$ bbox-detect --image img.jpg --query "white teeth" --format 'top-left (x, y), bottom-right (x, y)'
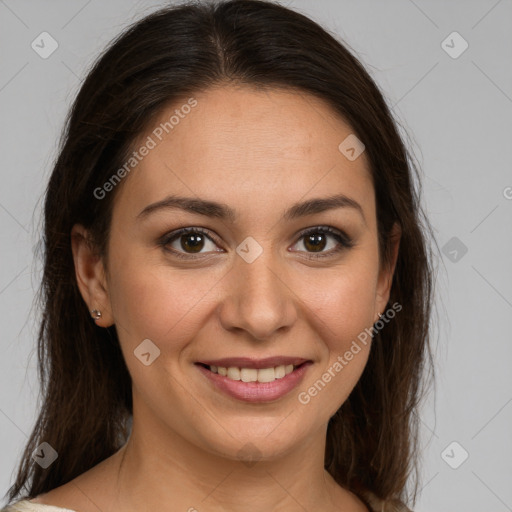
top-left (208, 363), bottom-right (301, 382)
top-left (240, 368), bottom-right (258, 382)
top-left (275, 365), bottom-right (285, 379)
top-left (227, 367), bottom-right (241, 380)
top-left (257, 367), bottom-right (275, 383)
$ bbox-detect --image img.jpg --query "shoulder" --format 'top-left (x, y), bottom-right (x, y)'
top-left (5, 450), bottom-right (122, 512)
top-left (362, 490), bottom-right (414, 512)
top-left (1, 485), bottom-right (93, 512)
top-left (1, 500), bottom-right (77, 512)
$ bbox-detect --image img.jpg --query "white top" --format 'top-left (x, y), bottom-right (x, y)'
top-left (2, 494), bottom-right (412, 512)
top-left (1, 501), bottom-right (76, 512)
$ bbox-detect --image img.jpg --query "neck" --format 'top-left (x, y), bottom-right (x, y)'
top-left (108, 409), bottom-right (362, 512)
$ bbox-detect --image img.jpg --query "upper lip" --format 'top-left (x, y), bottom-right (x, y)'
top-left (196, 357), bottom-right (311, 369)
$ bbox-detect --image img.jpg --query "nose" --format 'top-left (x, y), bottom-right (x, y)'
top-left (217, 249), bottom-right (298, 341)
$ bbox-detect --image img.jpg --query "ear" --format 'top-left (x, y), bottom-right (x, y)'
top-left (71, 224), bottom-right (114, 327)
top-left (374, 222), bottom-right (401, 320)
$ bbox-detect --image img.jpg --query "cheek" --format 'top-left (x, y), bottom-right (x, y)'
top-left (296, 259), bottom-right (377, 406)
top-left (107, 248), bottom-right (222, 351)
top-left (106, 256), bottom-right (218, 406)
top-left (303, 261), bottom-right (379, 344)
top-left (298, 278), bottom-right (375, 419)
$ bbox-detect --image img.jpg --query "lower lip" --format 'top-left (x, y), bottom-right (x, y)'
top-left (195, 363), bottom-right (312, 403)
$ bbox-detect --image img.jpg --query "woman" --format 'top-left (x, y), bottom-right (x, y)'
top-left (2, 0), bottom-right (436, 511)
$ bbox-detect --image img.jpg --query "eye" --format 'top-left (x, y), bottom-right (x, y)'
top-left (159, 225), bottom-right (354, 260)
top-left (290, 226), bottom-right (354, 259)
top-left (159, 227), bottom-right (223, 259)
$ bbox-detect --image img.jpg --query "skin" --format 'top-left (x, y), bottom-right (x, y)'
top-left (34, 85), bottom-right (400, 512)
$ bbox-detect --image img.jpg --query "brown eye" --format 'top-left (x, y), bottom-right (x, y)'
top-left (291, 226), bottom-right (354, 259)
top-left (303, 232), bottom-right (328, 252)
top-left (160, 227), bottom-right (222, 259)
top-left (178, 232), bottom-right (206, 253)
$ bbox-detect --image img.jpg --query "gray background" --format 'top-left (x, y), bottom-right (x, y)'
top-left (1, 1), bottom-right (511, 510)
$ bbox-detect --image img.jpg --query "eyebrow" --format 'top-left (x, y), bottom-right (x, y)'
top-left (137, 193), bottom-right (366, 224)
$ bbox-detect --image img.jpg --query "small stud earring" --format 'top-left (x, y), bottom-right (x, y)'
top-left (90, 309), bottom-right (102, 320)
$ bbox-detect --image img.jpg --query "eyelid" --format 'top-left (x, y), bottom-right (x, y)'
top-left (159, 225), bottom-right (354, 259)
top-left (290, 225), bottom-right (354, 259)
top-left (158, 227), bottom-right (223, 259)
top-left (295, 225), bottom-right (353, 247)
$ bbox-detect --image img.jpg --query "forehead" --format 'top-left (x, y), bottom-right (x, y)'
top-left (113, 85), bottom-right (374, 223)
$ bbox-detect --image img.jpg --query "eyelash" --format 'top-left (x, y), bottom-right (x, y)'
top-left (158, 226), bottom-right (354, 261)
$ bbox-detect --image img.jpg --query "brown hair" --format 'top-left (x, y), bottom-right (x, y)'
top-left (5, 0), bottom-right (437, 508)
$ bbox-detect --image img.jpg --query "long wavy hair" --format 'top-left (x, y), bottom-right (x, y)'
top-left (5, 0), bottom-right (437, 508)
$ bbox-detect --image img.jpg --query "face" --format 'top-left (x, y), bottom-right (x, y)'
top-left (74, 84), bottom-right (398, 463)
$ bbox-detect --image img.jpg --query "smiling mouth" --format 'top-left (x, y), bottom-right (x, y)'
top-left (195, 359), bottom-right (312, 403)
top-left (195, 362), bottom-right (309, 383)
